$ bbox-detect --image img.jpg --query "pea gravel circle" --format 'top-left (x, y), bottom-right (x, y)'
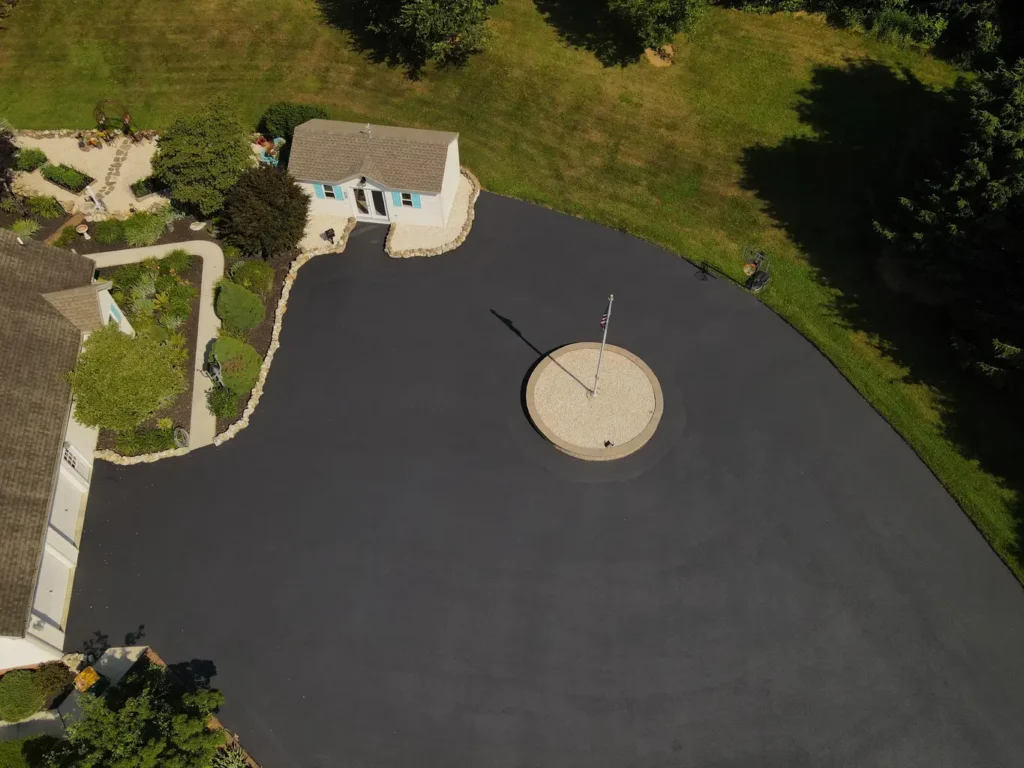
top-left (526, 342), bottom-right (664, 460)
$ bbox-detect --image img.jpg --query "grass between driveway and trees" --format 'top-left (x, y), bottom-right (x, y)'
top-left (2, 0), bottom-right (1024, 579)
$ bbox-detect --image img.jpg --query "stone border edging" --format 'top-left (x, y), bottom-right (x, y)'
top-left (525, 342), bottom-right (664, 461)
top-left (94, 221), bottom-right (355, 463)
top-left (213, 217), bottom-right (357, 446)
top-left (384, 168), bottom-right (480, 258)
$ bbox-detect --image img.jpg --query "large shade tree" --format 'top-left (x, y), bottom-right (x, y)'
top-left (876, 60), bottom-right (1024, 389)
top-left (151, 101), bottom-right (252, 217)
top-left (608, 0), bottom-right (705, 50)
top-left (220, 166), bottom-right (309, 259)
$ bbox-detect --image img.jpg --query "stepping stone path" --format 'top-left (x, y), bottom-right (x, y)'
top-left (95, 137), bottom-right (130, 208)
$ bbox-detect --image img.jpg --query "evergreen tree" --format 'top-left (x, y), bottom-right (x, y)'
top-left (876, 60), bottom-right (1024, 389)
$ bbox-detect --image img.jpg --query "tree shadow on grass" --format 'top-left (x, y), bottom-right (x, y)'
top-left (741, 61), bottom-right (1024, 576)
top-left (314, 0), bottom-right (429, 78)
top-left (533, 0), bottom-right (644, 66)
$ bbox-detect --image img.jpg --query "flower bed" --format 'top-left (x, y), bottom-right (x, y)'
top-left (40, 162), bottom-right (93, 193)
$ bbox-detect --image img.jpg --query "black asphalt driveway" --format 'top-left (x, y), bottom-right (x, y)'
top-left (69, 194), bottom-right (1024, 767)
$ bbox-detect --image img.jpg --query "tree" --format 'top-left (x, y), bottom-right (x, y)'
top-left (258, 102), bottom-right (328, 141)
top-left (67, 324), bottom-right (187, 432)
top-left (151, 101), bottom-right (252, 217)
top-left (608, 0), bottom-right (705, 50)
top-left (220, 166), bottom-right (309, 259)
top-left (358, 0), bottom-right (498, 69)
top-left (42, 662), bottom-right (225, 768)
top-left (876, 60), bottom-right (1024, 389)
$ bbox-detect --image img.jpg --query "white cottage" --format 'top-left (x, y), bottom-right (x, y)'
top-left (288, 120), bottom-right (461, 228)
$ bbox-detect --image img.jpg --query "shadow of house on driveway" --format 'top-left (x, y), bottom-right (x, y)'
top-left (740, 61), bottom-right (1024, 576)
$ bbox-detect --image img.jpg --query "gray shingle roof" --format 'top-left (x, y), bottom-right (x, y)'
top-left (0, 230), bottom-right (94, 637)
top-left (288, 120), bottom-right (458, 194)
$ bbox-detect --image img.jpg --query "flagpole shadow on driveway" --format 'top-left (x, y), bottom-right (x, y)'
top-left (489, 309), bottom-right (593, 394)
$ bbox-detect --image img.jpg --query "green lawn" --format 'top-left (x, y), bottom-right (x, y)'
top-left (3, 0), bottom-right (1022, 578)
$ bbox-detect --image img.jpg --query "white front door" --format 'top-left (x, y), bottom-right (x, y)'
top-left (353, 188), bottom-right (389, 221)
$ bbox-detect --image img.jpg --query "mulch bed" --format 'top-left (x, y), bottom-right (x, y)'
top-left (0, 208), bottom-right (71, 242)
top-left (71, 216), bottom-right (216, 258)
top-left (213, 255), bottom-right (292, 434)
top-left (95, 254), bottom-right (203, 452)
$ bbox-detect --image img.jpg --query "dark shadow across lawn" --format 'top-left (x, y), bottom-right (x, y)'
top-left (741, 61), bottom-right (1024, 576)
top-left (532, 0), bottom-right (644, 66)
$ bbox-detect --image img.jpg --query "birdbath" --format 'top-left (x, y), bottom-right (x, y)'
top-left (76, 223), bottom-right (91, 240)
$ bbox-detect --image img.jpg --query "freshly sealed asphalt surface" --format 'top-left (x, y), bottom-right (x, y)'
top-left (69, 194), bottom-right (1024, 767)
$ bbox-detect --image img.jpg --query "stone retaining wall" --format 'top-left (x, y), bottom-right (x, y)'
top-left (385, 168), bottom-right (480, 258)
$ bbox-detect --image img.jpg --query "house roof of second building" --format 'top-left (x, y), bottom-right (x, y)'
top-left (288, 120), bottom-right (458, 194)
top-left (0, 230), bottom-right (95, 637)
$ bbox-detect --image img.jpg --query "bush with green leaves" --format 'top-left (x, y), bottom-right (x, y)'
top-left (231, 258), bottom-right (275, 295)
top-left (129, 175), bottom-right (166, 199)
top-left (14, 146), bottom-right (47, 172)
top-left (92, 217), bottom-right (124, 244)
top-left (0, 737), bottom-right (52, 768)
top-left (122, 210), bottom-right (165, 247)
top-left (151, 100), bottom-right (252, 216)
top-left (26, 195), bottom-right (64, 219)
top-left (608, 0), bottom-right (705, 49)
top-left (0, 194), bottom-right (18, 213)
top-left (67, 323), bottom-right (187, 432)
top-left (53, 225), bottom-right (78, 248)
top-left (9, 218), bottom-right (39, 238)
top-left (116, 427), bottom-right (176, 455)
top-left (221, 166), bottom-right (308, 259)
top-left (160, 248), bottom-right (194, 274)
top-left (39, 661), bottom-right (226, 768)
top-left (212, 742), bottom-right (250, 768)
top-left (207, 384), bottom-right (242, 420)
top-left (215, 280), bottom-right (265, 332)
top-left (259, 102), bottom-right (328, 140)
top-left (33, 663), bottom-right (73, 703)
top-left (0, 670), bottom-right (46, 723)
top-left (40, 163), bottom-right (90, 192)
top-left (211, 335), bottom-right (262, 396)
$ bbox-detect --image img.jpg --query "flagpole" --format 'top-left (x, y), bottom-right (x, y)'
top-left (593, 294), bottom-right (614, 397)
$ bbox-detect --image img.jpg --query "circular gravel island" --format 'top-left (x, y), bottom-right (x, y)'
top-left (525, 342), bottom-right (664, 461)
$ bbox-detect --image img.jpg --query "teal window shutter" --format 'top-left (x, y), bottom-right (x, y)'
top-left (313, 184), bottom-right (325, 199)
top-left (412, 194), bottom-right (422, 209)
top-left (333, 185), bottom-right (345, 199)
top-left (392, 191), bottom-right (402, 206)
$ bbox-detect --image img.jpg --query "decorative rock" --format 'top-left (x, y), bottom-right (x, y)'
top-left (189, 221), bottom-right (208, 232)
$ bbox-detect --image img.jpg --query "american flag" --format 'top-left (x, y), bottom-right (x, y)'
top-left (599, 312), bottom-right (608, 329)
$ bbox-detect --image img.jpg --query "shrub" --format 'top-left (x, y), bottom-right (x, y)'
top-left (215, 280), bottom-right (265, 332)
top-left (0, 737), bottom-right (40, 768)
top-left (212, 742), bottom-right (250, 768)
top-left (160, 248), bottom-right (194, 274)
top-left (608, 0), bottom-right (706, 49)
top-left (33, 663), bottom-right (73, 703)
top-left (40, 163), bottom-right (91, 192)
top-left (115, 426), bottom-right (176, 456)
top-left (53, 225), bottom-right (78, 248)
top-left (122, 210), bottom-right (165, 247)
top-left (151, 100), bottom-right (252, 216)
top-left (91, 218), bottom-right (124, 244)
top-left (221, 166), bottom-right (309, 259)
top-left (67, 323), bottom-right (187, 431)
top-left (0, 194), bottom-right (18, 213)
top-left (207, 385), bottom-right (241, 420)
top-left (259, 102), bottom-right (329, 140)
top-left (14, 147), bottom-right (47, 172)
top-left (130, 175), bottom-right (166, 199)
top-left (231, 258), bottom-right (275, 295)
top-left (0, 670), bottom-right (45, 723)
top-left (211, 336), bottom-right (262, 396)
top-left (26, 195), bottom-right (64, 219)
top-left (9, 218), bottom-right (39, 238)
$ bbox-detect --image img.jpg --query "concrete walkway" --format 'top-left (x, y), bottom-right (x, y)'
top-left (91, 241), bottom-right (224, 448)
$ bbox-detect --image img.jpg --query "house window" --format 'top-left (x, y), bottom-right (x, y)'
top-left (324, 185), bottom-right (337, 199)
top-left (401, 193), bottom-right (413, 208)
top-left (63, 443), bottom-right (91, 482)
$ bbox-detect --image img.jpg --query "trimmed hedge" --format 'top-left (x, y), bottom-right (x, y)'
top-left (230, 258), bottom-right (274, 295)
top-left (211, 336), bottom-right (262, 396)
top-left (40, 163), bottom-right (91, 192)
top-left (0, 670), bottom-right (45, 723)
top-left (215, 281), bottom-right (264, 332)
top-left (14, 147), bottom-right (47, 172)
